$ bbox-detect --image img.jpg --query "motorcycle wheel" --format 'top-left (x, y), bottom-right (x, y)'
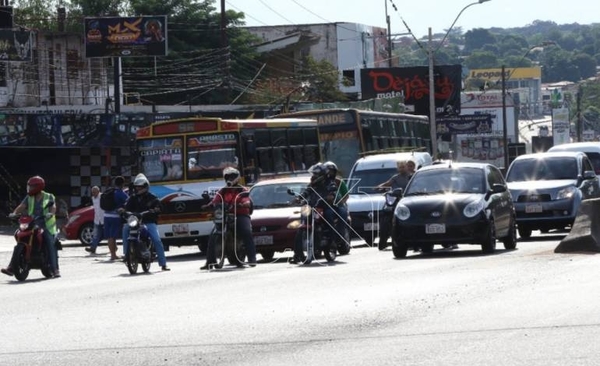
top-left (13, 244), bottom-right (30, 282)
top-left (378, 220), bottom-right (392, 251)
top-left (210, 233), bottom-right (225, 269)
top-left (126, 246), bottom-right (139, 275)
top-left (337, 227), bottom-right (352, 255)
top-left (226, 235), bottom-right (246, 267)
top-left (141, 242), bottom-right (153, 273)
top-left (324, 243), bottom-right (337, 262)
top-left (293, 231), bottom-right (312, 265)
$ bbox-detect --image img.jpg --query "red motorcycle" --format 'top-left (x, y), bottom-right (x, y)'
top-left (7, 212), bottom-right (54, 281)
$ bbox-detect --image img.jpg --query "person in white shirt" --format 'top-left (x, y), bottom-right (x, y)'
top-left (85, 186), bottom-right (104, 254)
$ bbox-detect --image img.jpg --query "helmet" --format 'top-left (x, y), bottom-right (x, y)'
top-left (323, 161), bottom-right (338, 176)
top-left (223, 167), bottom-right (240, 186)
top-left (133, 173), bottom-right (150, 194)
top-left (308, 163), bottom-right (326, 177)
top-left (27, 176), bottom-right (45, 196)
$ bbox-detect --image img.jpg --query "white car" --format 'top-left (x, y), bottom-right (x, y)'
top-left (345, 151), bottom-right (433, 246)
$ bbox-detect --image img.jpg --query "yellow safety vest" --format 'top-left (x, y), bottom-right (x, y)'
top-left (27, 191), bottom-right (57, 236)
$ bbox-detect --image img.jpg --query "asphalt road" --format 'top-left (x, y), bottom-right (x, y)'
top-left (1, 230), bottom-right (599, 366)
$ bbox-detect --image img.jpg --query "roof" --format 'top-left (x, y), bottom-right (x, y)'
top-left (251, 176), bottom-right (311, 187)
top-left (512, 151), bottom-right (584, 160)
top-left (548, 142), bottom-right (600, 152)
top-left (418, 162), bottom-right (493, 172)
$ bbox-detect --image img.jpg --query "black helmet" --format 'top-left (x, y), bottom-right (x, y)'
top-left (323, 161), bottom-right (338, 175)
top-left (308, 163), bottom-right (326, 176)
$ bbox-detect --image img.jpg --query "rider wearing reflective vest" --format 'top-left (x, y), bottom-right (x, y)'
top-left (1, 176), bottom-right (60, 277)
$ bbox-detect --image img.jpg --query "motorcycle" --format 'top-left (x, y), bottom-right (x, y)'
top-left (205, 192), bottom-right (249, 269)
top-left (7, 208), bottom-right (55, 281)
top-left (123, 211), bottom-right (155, 274)
top-left (288, 187), bottom-right (339, 265)
top-left (378, 188), bottom-right (403, 250)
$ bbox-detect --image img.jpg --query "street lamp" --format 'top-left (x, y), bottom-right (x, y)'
top-left (428, 0), bottom-right (491, 159)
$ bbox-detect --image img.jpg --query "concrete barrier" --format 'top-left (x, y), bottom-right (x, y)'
top-left (555, 198), bottom-right (600, 253)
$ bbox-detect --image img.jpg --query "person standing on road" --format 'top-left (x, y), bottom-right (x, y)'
top-left (85, 186), bottom-right (104, 254)
top-left (103, 176), bottom-right (128, 261)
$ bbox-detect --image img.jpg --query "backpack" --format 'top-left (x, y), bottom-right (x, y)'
top-left (100, 187), bottom-right (117, 211)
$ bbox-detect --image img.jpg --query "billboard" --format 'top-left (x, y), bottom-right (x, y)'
top-left (84, 16), bottom-right (167, 58)
top-left (552, 108), bottom-right (570, 145)
top-left (0, 29), bottom-right (33, 62)
top-left (467, 67), bottom-right (542, 81)
top-left (360, 65), bottom-right (462, 116)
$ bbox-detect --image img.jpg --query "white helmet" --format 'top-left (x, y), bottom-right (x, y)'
top-left (223, 167), bottom-right (241, 186)
top-left (133, 173), bottom-right (150, 193)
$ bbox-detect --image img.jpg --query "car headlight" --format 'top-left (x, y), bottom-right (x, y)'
top-left (67, 214), bottom-right (80, 225)
top-left (300, 204), bottom-right (311, 217)
top-left (556, 186), bottom-right (577, 200)
top-left (394, 204), bottom-right (410, 221)
top-left (463, 199), bottom-right (485, 218)
top-left (127, 216), bottom-right (139, 228)
top-left (287, 220), bottom-right (301, 229)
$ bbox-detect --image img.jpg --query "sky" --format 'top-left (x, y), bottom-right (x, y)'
top-left (225, 0), bottom-right (600, 39)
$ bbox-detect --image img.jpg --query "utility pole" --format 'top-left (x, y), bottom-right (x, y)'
top-left (385, 0), bottom-right (392, 67)
top-left (577, 84), bottom-right (582, 142)
top-left (428, 27), bottom-right (437, 159)
top-left (501, 65), bottom-right (509, 171)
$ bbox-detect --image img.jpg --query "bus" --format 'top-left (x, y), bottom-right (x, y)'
top-left (274, 108), bottom-right (431, 176)
top-left (134, 117), bottom-right (321, 251)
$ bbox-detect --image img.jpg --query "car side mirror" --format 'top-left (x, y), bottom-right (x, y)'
top-left (390, 188), bottom-right (403, 198)
top-left (492, 184), bottom-right (506, 193)
top-left (583, 170), bottom-right (596, 180)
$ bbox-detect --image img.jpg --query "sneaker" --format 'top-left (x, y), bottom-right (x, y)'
top-left (248, 262), bottom-right (257, 267)
top-left (200, 262), bottom-right (217, 270)
top-left (1, 267), bottom-right (14, 276)
top-left (161, 266), bottom-right (171, 271)
top-left (53, 270), bottom-right (61, 278)
top-left (450, 244), bottom-right (459, 250)
top-left (85, 247), bottom-right (96, 254)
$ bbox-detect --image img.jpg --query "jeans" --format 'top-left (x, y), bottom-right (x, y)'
top-left (122, 223), bottom-right (167, 267)
top-left (323, 203), bottom-right (349, 242)
top-left (90, 223), bottom-right (103, 250)
top-left (44, 230), bottom-right (58, 272)
top-left (206, 215), bottom-right (256, 265)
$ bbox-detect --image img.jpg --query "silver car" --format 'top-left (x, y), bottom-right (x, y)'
top-left (505, 151), bottom-right (600, 239)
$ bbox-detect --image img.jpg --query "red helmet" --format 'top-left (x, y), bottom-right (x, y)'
top-left (27, 176), bottom-right (45, 196)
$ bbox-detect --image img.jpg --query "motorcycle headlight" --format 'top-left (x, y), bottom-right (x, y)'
top-left (385, 193), bottom-right (397, 206)
top-left (287, 220), bottom-right (301, 229)
top-left (213, 209), bottom-right (224, 221)
top-left (127, 216), bottom-right (139, 228)
top-left (556, 186), bottom-right (576, 200)
top-left (19, 223), bottom-right (28, 231)
top-left (300, 204), bottom-right (311, 217)
top-left (394, 204), bottom-right (410, 221)
top-left (463, 199), bottom-right (485, 218)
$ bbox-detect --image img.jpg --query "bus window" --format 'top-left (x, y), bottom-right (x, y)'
top-left (273, 148), bottom-right (290, 172)
top-left (138, 137), bottom-right (183, 182)
top-left (186, 133), bottom-right (239, 180)
top-left (271, 129), bottom-right (287, 146)
top-left (258, 148), bottom-right (273, 172)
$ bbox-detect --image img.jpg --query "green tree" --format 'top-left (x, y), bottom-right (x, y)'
top-left (464, 28), bottom-right (497, 53)
top-left (464, 50), bottom-right (499, 69)
top-left (571, 53), bottom-right (597, 79)
top-left (13, 0), bottom-right (59, 31)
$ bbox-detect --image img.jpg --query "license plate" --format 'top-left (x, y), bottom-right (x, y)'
top-left (364, 222), bottom-right (379, 231)
top-left (172, 224), bottom-right (189, 236)
top-left (426, 223), bottom-right (446, 234)
top-left (255, 235), bottom-right (273, 245)
top-left (525, 204), bottom-right (543, 213)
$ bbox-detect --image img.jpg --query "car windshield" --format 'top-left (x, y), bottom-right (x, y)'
top-left (404, 167), bottom-right (485, 196)
top-left (348, 168), bottom-right (397, 194)
top-left (506, 157), bottom-right (578, 181)
top-left (249, 182), bottom-right (308, 209)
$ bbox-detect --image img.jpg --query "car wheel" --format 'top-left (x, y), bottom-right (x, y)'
top-left (260, 250), bottom-right (275, 261)
top-left (392, 237), bottom-right (408, 258)
top-left (481, 219), bottom-right (497, 254)
top-left (502, 217), bottom-right (518, 250)
top-left (518, 226), bottom-right (532, 239)
top-left (78, 223), bottom-right (94, 246)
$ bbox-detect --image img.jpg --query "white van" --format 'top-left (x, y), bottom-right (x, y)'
top-left (548, 142), bottom-right (600, 176)
top-left (345, 151), bottom-right (433, 245)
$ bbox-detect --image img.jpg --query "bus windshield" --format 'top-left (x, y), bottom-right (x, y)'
top-left (187, 133), bottom-right (239, 180)
top-left (138, 137), bottom-right (184, 182)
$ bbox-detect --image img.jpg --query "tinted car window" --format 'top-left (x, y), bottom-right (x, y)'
top-left (506, 157), bottom-right (578, 181)
top-left (348, 168), bottom-right (397, 194)
top-left (405, 168), bottom-right (485, 195)
top-left (585, 152), bottom-right (600, 174)
top-left (583, 156), bottom-right (594, 173)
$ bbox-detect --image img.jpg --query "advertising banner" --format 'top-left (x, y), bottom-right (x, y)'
top-left (0, 30), bottom-right (33, 62)
top-left (84, 16), bottom-right (167, 58)
top-left (360, 65), bottom-right (462, 116)
top-left (552, 108), bottom-right (570, 145)
top-left (455, 132), bottom-right (505, 168)
top-left (437, 114), bottom-right (493, 135)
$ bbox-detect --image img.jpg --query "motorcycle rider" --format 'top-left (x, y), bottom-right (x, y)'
top-left (322, 161), bottom-right (350, 244)
top-left (1, 176), bottom-right (60, 278)
top-left (200, 167), bottom-right (257, 269)
top-left (120, 173), bottom-right (170, 271)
